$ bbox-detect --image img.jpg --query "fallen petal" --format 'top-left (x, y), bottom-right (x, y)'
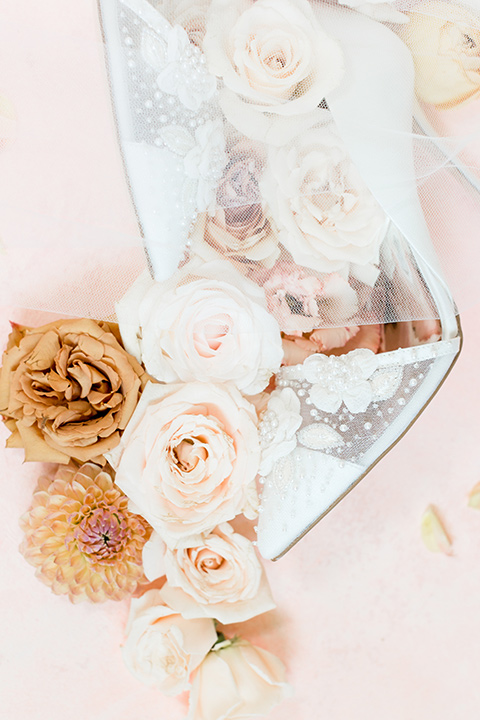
top-left (421, 506), bottom-right (452, 555)
top-left (468, 483), bottom-right (480, 510)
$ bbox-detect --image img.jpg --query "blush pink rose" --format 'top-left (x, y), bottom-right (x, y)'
top-left (143, 524), bottom-right (275, 624)
top-left (107, 382), bottom-right (260, 546)
top-left (264, 265), bottom-right (358, 333)
top-left (122, 589), bottom-right (217, 696)
top-left (188, 638), bottom-right (292, 720)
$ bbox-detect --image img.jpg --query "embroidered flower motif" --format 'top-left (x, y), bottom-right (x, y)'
top-left (186, 120), bottom-right (228, 211)
top-left (159, 120), bottom-right (226, 212)
top-left (19, 462), bottom-right (152, 603)
top-left (297, 423), bottom-right (344, 451)
top-left (303, 349), bottom-right (378, 414)
top-left (258, 388), bottom-right (302, 476)
top-left (141, 24), bottom-right (216, 111)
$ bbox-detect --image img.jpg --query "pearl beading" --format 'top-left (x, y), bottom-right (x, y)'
top-left (115, 1), bottom-right (225, 256)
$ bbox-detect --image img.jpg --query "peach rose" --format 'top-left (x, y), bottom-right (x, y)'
top-left (0, 319), bottom-right (146, 464)
top-left (261, 125), bottom-right (388, 283)
top-left (188, 638), bottom-right (292, 720)
top-left (143, 524), bottom-right (275, 624)
top-left (116, 261), bottom-right (283, 395)
top-left (107, 381), bottom-right (260, 546)
top-left (122, 590), bottom-right (217, 695)
top-left (203, 0), bottom-right (344, 143)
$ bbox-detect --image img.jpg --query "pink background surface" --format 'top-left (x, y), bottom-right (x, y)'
top-left (1, 2), bottom-right (480, 719)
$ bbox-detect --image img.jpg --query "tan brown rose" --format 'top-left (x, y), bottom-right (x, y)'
top-left (0, 318), bottom-right (147, 464)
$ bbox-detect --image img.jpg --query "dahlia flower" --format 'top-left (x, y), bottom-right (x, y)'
top-left (19, 462), bottom-right (152, 603)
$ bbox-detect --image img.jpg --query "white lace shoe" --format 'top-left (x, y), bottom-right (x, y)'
top-left (100, 0), bottom-right (463, 560)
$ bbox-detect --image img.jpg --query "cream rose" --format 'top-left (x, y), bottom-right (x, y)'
top-left (122, 590), bottom-right (217, 695)
top-left (106, 381), bottom-right (260, 546)
top-left (188, 638), bottom-right (292, 720)
top-left (203, 0), bottom-right (344, 143)
top-left (261, 125), bottom-right (388, 283)
top-left (143, 524), bottom-right (275, 624)
top-left (402, 1), bottom-right (480, 107)
top-left (116, 261), bottom-right (283, 395)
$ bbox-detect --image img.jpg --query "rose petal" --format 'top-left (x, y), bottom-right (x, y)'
top-left (420, 506), bottom-right (452, 555)
top-left (468, 482), bottom-right (480, 509)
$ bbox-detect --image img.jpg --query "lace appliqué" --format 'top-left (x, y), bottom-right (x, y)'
top-left (272, 339), bottom-right (459, 466)
top-left (101, 0), bottom-right (226, 279)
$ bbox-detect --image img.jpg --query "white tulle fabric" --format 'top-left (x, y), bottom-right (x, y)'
top-left (1, 0), bottom-right (478, 322)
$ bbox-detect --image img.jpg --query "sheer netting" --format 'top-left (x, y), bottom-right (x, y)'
top-left (0, 0), bottom-right (479, 327)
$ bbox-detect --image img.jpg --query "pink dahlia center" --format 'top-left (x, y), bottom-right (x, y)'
top-left (74, 507), bottom-right (130, 564)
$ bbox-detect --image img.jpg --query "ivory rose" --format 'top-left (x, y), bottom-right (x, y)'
top-left (261, 125), bottom-right (388, 283)
top-left (188, 638), bottom-right (292, 720)
top-left (143, 524), bottom-right (275, 624)
top-left (122, 590), bottom-right (217, 695)
top-left (106, 381), bottom-right (260, 546)
top-left (203, 0), bottom-right (344, 143)
top-left (264, 265), bottom-right (358, 333)
top-left (402, 1), bottom-right (480, 107)
top-left (116, 261), bottom-right (283, 395)
top-left (0, 319), bottom-right (146, 464)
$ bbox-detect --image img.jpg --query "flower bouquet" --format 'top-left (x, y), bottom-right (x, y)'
top-left (0, 0), bottom-right (478, 718)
